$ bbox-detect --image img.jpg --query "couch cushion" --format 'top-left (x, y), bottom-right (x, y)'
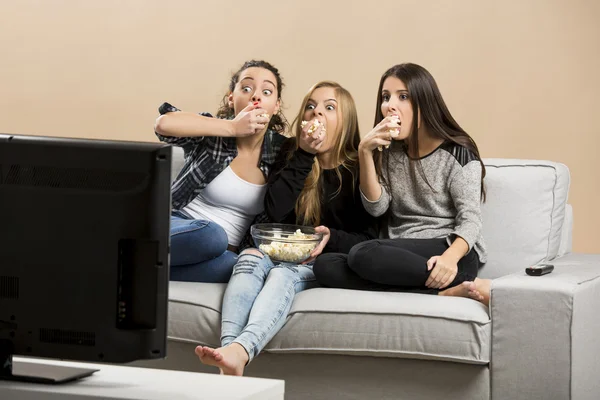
top-left (168, 283), bottom-right (491, 365)
top-left (171, 146), bottom-right (185, 183)
top-left (557, 204), bottom-right (573, 258)
top-left (168, 282), bottom-right (225, 347)
top-left (479, 159), bottom-right (570, 279)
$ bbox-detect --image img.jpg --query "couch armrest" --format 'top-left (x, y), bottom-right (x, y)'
top-left (490, 253), bottom-right (600, 400)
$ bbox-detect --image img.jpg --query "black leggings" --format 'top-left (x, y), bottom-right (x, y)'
top-left (313, 238), bottom-right (480, 294)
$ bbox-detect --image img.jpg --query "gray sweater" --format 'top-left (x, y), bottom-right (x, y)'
top-left (361, 142), bottom-right (487, 263)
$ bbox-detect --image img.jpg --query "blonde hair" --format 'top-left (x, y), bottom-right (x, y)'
top-left (291, 81), bottom-right (361, 226)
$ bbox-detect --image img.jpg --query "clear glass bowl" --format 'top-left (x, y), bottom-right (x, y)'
top-left (251, 223), bottom-right (323, 263)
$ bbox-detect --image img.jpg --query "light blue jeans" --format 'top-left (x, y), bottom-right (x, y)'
top-left (220, 248), bottom-right (317, 362)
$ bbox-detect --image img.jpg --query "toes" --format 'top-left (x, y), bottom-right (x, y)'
top-left (201, 346), bottom-right (225, 362)
top-left (468, 290), bottom-right (484, 302)
top-left (462, 281), bottom-right (477, 294)
top-left (202, 346), bottom-right (214, 356)
top-left (213, 350), bottom-right (224, 361)
top-left (194, 346), bottom-right (204, 357)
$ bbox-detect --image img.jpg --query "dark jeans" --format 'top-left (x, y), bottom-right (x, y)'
top-left (169, 215), bottom-right (238, 283)
top-left (313, 238), bottom-right (479, 294)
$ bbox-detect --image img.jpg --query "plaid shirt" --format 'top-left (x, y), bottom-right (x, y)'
top-left (156, 102), bottom-right (286, 250)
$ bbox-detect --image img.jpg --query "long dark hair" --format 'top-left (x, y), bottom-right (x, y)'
top-left (215, 60), bottom-right (288, 135)
top-left (373, 63), bottom-right (486, 201)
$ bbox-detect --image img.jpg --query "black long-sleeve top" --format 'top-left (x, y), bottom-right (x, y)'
top-left (264, 138), bottom-right (378, 254)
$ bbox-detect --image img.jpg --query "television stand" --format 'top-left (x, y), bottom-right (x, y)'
top-left (0, 356), bottom-right (285, 399)
top-left (0, 342), bottom-right (97, 384)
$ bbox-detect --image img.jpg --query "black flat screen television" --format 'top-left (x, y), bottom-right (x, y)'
top-left (0, 133), bottom-right (172, 383)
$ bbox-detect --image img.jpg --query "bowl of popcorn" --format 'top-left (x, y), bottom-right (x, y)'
top-left (251, 223), bottom-right (324, 264)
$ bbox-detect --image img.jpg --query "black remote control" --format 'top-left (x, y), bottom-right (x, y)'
top-left (525, 263), bottom-right (554, 276)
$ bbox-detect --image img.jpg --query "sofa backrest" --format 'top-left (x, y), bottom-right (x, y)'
top-left (169, 148), bottom-right (572, 280)
top-left (478, 159), bottom-right (571, 279)
top-left (171, 146), bottom-right (185, 183)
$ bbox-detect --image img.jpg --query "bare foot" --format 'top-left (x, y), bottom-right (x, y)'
top-left (439, 281), bottom-right (480, 300)
top-left (473, 278), bottom-right (491, 307)
top-left (195, 343), bottom-right (248, 376)
top-left (195, 345), bottom-right (223, 368)
top-left (440, 280), bottom-right (491, 306)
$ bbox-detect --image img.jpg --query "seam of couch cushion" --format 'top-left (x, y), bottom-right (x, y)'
top-left (574, 275), bottom-right (600, 286)
top-left (169, 299), bottom-right (221, 314)
top-left (167, 303), bottom-right (493, 326)
top-left (261, 347), bottom-right (490, 364)
top-left (166, 334), bottom-right (491, 364)
top-left (164, 336), bottom-right (490, 364)
top-left (286, 309), bottom-right (490, 324)
top-left (548, 165), bottom-right (558, 259)
top-left (168, 336), bottom-right (201, 345)
top-left (557, 204), bottom-right (573, 257)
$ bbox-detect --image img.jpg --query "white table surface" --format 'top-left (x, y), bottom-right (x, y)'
top-left (0, 357), bottom-right (285, 400)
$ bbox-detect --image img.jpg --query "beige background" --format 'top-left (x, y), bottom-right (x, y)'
top-left (1, 0), bottom-right (598, 253)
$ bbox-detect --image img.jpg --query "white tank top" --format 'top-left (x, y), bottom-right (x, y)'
top-left (183, 166), bottom-right (267, 246)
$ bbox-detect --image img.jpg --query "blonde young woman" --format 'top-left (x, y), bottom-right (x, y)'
top-left (195, 81), bottom-right (377, 375)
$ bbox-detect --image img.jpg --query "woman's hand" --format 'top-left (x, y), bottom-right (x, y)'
top-left (358, 116), bottom-right (400, 153)
top-left (230, 103), bottom-right (271, 137)
top-left (298, 119), bottom-right (326, 154)
top-left (302, 226), bottom-right (330, 264)
top-left (425, 254), bottom-right (458, 289)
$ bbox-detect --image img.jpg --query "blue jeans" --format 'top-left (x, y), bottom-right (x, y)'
top-left (220, 249), bottom-right (316, 362)
top-left (169, 215), bottom-right (238, 283)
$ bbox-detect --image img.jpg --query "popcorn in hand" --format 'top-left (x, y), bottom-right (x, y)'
top-left (301, 120), bottom-right (326, 136)
top-left (378, 116), bottom-right (401, 151)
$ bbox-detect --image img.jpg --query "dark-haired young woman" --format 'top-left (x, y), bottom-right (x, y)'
top-left (314, 63), bottom-right (492, 306)
top-left (154, 60), bottom-right (287, 283)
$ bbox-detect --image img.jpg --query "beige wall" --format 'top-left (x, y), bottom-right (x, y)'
top-left (1, 0), bottom-right (599, 253)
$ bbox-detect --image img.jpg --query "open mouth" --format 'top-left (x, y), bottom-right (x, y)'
top-left (301, 119), bottom-right (327, 136)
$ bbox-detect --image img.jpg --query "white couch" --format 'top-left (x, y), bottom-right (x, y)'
top-left (134, 148), bottom-right (600, 400)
